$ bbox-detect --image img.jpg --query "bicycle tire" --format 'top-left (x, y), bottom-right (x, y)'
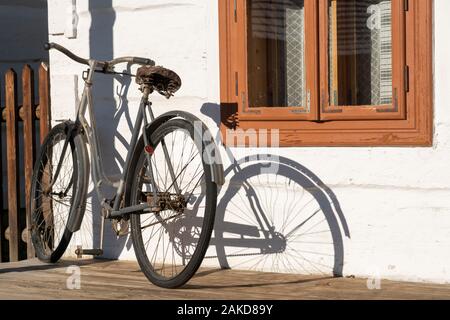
top-left (127, 118), bottom-right (217, 288)
top-left (30, 122), bottom-right (88, 263)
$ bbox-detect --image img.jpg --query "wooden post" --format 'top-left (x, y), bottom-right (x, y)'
top-left (39, 62), bottom-right (50, 143)
top-left (5, 69), bottom-right (20, 262)
top-left (38, 62), bottom-right (53, 257)
top-left (0, 85), bottom-right (3, 262)
top-left (22, 65), bottom-right (36, 259)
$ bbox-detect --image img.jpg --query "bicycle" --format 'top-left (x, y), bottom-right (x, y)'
top-left (29, 42), bottom-right (224, 288)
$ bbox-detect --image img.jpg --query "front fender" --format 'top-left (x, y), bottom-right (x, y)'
top-left (145, 110), bottom-right (225, 186)
top-left (66, 122), bottom-right (90, 233)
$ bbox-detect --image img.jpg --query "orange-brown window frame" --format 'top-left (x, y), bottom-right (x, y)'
top-left (219, 0), bottom-right (433, 147)
top-left (320, 0), bottom-right (407, 120)
top-left (239, 0), bottom-right (319, 121)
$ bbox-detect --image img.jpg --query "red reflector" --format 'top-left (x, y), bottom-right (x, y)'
top-left (144, 145), bottom-right (154, 155)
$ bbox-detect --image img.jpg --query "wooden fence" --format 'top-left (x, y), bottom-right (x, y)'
top-left (0, 63), bottom-right (50, 262)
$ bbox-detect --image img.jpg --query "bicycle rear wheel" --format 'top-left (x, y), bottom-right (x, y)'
top-left (128, 119), bottom-right (217, 288)
top-left (30, 122), bottom-right (87, 263)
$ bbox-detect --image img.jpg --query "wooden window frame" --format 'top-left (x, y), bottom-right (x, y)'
top-left (219, 0), bottom-right (433, 147)
top-left (321, 0), bottom-right (407, 120)
top-left (241, 0), bottom-right (319, 121)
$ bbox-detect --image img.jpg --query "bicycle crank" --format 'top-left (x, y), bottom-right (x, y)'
top-left (111, 219), bottom-right (129, 236)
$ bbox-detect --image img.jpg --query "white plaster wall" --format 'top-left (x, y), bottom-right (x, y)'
top-left (47, 0), bottom-right (450, 284)
top-left (0, 0), bottom-right (48, 78)
top-left (0, 0), bottom-right (48, 210)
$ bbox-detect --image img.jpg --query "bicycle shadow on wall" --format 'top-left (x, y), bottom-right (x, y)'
top-left (64, 0), bottom-right (132, 259)
top-left (201, 103), bottom-right (351, 277)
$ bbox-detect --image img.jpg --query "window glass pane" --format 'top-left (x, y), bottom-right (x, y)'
top-left (328, 0), bottom-right (392, 106)
top-left (247, 0), bottom-right (306, 108)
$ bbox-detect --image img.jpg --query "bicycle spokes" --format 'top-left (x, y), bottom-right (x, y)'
top-left (30, 127), bottom-right (80, 261)
top-left (130, 120), bottom-right (215, 285)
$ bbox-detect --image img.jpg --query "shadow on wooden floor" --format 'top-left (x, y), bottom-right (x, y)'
top-left (0, 258), bottom-right (112, 274)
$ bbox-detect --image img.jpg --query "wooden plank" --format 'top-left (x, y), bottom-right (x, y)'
top-left (22, 65), bottom-right (36, 259)
top-left (5, 69), bottom-right (20, 262)
top-left (1, 259), bottom-right (450, 300)
top-left (38, 62), bottom-right (53, 253)
top-left (0, 84), bottom-right (3, 262)
top-left (38, 62), bottom-right (50, 144)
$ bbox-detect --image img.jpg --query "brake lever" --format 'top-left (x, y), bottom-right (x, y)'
top-left (93, 67), bottom-right (136, 77)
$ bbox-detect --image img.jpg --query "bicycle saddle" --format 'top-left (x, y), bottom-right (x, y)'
top-left (136, 65), bottom-right (182, 98)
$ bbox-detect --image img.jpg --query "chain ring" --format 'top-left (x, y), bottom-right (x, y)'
top-left (108, 198), bottom-right (129, 237)
top-left (112, 219), bottom-right (130, 236)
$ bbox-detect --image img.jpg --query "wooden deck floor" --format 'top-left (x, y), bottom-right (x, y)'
top-left (0, 259), bottom-right (450, 300)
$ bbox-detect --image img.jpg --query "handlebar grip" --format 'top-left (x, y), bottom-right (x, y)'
top-left (133, 57), bottom-right (154, 66)
top-left (44, 42), bottom-right (53, 51)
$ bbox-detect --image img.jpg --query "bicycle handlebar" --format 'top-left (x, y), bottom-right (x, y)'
top-left (44, 42), bottom-right (155, 68)
top-left (44, 42), bottom-right (90, 65)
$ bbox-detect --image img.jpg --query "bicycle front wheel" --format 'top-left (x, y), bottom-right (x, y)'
top-left (128, 119), bottom-right (217, 288)
top-left (30, 122), bottom-right (87, 263)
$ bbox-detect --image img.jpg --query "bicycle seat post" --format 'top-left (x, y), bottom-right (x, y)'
top-left (138, 84), bottom-right (160, 209)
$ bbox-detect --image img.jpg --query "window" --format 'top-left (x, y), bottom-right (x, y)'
top-left (247, 0), bottom-right (308, 109)
top-left (219, 0), bottom-right (433, 146)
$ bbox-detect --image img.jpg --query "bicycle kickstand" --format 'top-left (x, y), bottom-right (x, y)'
top-left (75, 213), bottom-right (105, 259)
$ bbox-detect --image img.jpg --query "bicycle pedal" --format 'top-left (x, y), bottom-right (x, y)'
top-left (75, 245), bottom-right (103, 258)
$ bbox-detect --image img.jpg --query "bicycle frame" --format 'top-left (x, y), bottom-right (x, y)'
top-left (35, 42), bottom-right (226, 266)
top-left (48, 55), bottom-right (224, 238)
top-left (73, 60), bottom-right (166, 218)
top-left (67, 58), bottom-right (225, 219)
